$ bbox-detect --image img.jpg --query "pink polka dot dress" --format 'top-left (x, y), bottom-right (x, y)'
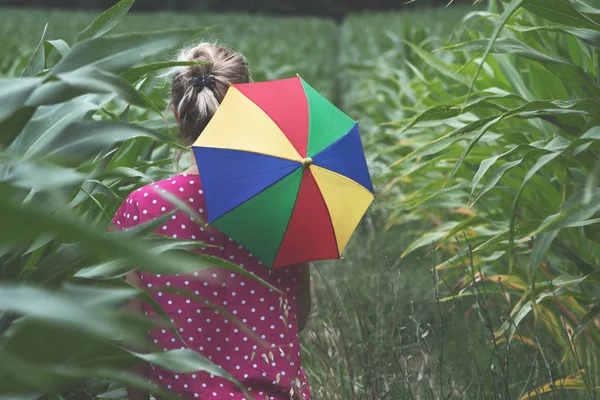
top-left (112, 173), bottom-right (312, 400)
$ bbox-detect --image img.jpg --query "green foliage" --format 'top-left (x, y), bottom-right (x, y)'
top-left (0, 7), bottom-right (338, 98)
top-left (351, 0), bottom-right (600, 397)
top-left (0, 2), bottom-right (285, 398)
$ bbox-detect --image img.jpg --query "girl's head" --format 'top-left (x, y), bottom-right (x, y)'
top-left (170, 42), bottom-right (250, 145)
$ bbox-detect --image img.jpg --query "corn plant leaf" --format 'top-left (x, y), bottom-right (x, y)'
top-left (77, 0), bottom-right (136, 42)
top-left (22, 23), bottom-right (48, 78)
top-left (468, 0), bottom-right (526, 100)
top-left (44, 39), bottom-right (71, 58)
top-left (443, 37), bottom-right (574, 65)
top-left (56, 68), bottom-right (160, 113)
top-left (52, 29), bottom-right (207, 75)
top-left (0, 78), bottom-right (42, 121)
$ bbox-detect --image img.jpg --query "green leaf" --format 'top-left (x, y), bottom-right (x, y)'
top-left (0, 107), bottom-right (36, 148)
top-left (10, 98), bottom-right (99, 159)
top-left (467, 0), bottom-right (526, 100)
top-left (533, 189), bottom-right (600, 235)
top-left (52, 29), bottom-right (207, 75)
top-left (573, 0), bottom-right (600, 14)
top-left (6, 161), bottom-right (85, 192)
top-left (506, 24), bottom-right (600, 48)
top-left (121, 60), bottom-right (207, 82)
top-left (519, 0), bottom-right (600, 29)
top-left (572, 302), bottom-right (600, 341)
top-left (530, 230), bottom-right (559, 271)
top-left (0, 285), bottom-right (153, 344)
top-left (0, 185), bottom-right (271, 286)
top-left (0, 78), bottom-right (42, 121)
top-left (45, 39), bottom-right (71, 58)
top-left (401, 225), bottom-right (456, 258)
top-left (56, 68), bottom-right (160, 113)
top-left (22, 23), bottom-right (48, 78)
top-left (443, 37), bottom-right (573, 65)
top-left (37, 120), bottom-right (163, 165)
top-left (77, 0), bottom-right (136, 42)
top-left (471, 159), bottom-right (525, 205)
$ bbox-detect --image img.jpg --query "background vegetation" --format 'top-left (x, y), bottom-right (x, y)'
top-left (1, 0), bottom-right (599, 399)
top-left (1, 0), bottom-right (475, 19)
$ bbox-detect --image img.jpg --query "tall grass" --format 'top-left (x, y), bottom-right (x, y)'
top-left (0, 7), bottom-right (337, 97)
top-left (311, 0), bottom-right (600, 398)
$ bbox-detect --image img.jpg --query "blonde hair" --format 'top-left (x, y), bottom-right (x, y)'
top-left (170, 42), bottom-right (250, 145)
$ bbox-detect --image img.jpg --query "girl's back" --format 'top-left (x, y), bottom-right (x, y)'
top-left (114, 42), bottom-right (312, 400)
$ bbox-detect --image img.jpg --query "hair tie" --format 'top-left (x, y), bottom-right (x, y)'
top-left (190, 74), bottom-right (216, 91)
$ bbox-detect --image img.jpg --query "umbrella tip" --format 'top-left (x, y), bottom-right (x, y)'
top-left (301, 157), bottom-right (313, 168)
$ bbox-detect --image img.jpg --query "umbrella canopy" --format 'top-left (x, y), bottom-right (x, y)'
top-left (192, 76), bottom-right (374, 269)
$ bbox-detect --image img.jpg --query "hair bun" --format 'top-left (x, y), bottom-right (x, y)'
top-left (170, 42), bottom-right (250, 145)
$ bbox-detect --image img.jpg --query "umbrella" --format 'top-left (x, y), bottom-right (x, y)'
top-left (191, 76), bottom-right (374, 269)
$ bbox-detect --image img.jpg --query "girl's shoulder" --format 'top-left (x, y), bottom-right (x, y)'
top-left (112, 173), bottom-right (205, 230)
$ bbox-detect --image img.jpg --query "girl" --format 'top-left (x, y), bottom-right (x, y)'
top-left (113, 43), bottom-right (313, 400)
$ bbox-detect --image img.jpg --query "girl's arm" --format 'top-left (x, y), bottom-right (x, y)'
top-left (296, 263), bottom-right (312, 332)
top-left (124, 271), bottom-right (150, 400)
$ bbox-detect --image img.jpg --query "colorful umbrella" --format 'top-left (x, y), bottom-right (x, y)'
top-left (191, 76), bottom-right (374, 269)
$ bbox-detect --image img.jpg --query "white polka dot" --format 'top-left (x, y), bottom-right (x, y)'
top-left (143, 210), bottom-right (148, 214)
top-left (133, 215), bottom-right (138, 220)
top-left (167, 300), bottom-right (172, 305)
top-left (181, 224), bottom-right (186, 229)
top-left (143, 193), bottom-right (148, 197)
top-left (191, 235), bottom-right (196, 239)
top-left (171, 215), bottom-right (176, 220)
top-left (179, 187), bottom-right (184, 192)
top-left (199, 208), bottom-right (204, 213)
top-left (147, 283), bottom-right (152, 288)
top-left (199, 190), bottom-right (203, 194)
top-left (171, 180), bottom-right (176, 184)
top-left (189, 198), bottom-right (194, 203)
top-left (161, 207), bottom-right (166, 211)
top-left (158, 292), bottom-right (162, 296)
top-left (166, 282), bottom-right (171, 286)
top-left (152, 199), bottom-right (157, 204)
top-left (173, 234), bottom-right (177, 238)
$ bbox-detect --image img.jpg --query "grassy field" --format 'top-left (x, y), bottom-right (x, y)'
top-left (1, 1), bottom-right (599, 399)
top-left (0, 8), bottom-right (337, 97)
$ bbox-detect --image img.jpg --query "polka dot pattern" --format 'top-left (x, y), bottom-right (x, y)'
top-left (112, 174), bottom-right (311, 399)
